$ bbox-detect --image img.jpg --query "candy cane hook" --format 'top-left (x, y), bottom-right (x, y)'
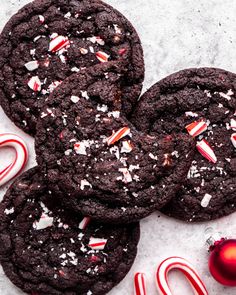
top-left (0, 133), bottom-right (28, 186)
top-left (156, 257), bottom-right (208, 295)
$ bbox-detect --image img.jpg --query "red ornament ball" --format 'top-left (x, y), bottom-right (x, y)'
top-left (209, 238), bottom-right (236, 286)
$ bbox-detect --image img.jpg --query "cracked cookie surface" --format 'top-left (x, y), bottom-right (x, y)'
top-left (131, 68), bottom-right (236, 222)
top-left (35, 67), bottom-right (194, 223)
top-left (0, 0), bottom-right (144, 135)
top-left (0, 167), bottom-right (140, 295)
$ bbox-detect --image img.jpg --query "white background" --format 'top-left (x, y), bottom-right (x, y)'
top-left (0, 0), bottom-right (236, 294)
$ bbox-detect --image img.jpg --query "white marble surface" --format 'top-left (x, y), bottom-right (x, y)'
top-left (0, 0), bottom-right (236, 294)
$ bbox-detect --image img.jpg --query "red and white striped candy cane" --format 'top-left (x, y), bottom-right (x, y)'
top-left (134, 272), bottom-right (147, 295)
top-left (0, 133), bottom-right (28, 187)
top-left (156, 257), bottom-right (208, 295)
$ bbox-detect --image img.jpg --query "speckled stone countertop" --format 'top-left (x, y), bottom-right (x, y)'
top-left (0, 0), bottom-right (236, 294)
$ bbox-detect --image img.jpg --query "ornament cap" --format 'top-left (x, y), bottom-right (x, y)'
top-left (205, 231), bottom-right (223, 250)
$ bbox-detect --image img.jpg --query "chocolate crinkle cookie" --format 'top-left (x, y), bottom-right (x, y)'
top-left (0, 0), bottom-right (144, 135)
top-left (35, 66), bottom-right (195, 223)
top-left (0, 167), bottom-right (140, 295)
top-left (131, 67), bottom-right (236, 222)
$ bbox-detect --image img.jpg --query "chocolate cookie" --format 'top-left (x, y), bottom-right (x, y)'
top-left (131, 68), bottom-right (236, 222)
top-left (0, 167), bottom-right (140, 295)
top-left (35, 70), bottom-right (194, 223)
top-left (0, 0), bottom-right (144, 135)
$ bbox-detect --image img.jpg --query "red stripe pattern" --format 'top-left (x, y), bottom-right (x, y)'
top-left (88, 237), bottom-right (107, 250)
top-left (185, 120), bottom-right (208, 137)
top-left (0, 134), bottom-right (28, 187)
top-left (28, 76), bottom-right (41, 91)
top-left (107, 127), bottom-right (131, 146)
top-left (196, 139), bottom-right (217, 163)
top-left (156, 257), bottom-right (208, 295)
top-left (231, 133), bottom-right (236, 148)
top-left (95, 51), bottom-right (110, 63)
top-left (78, 217), bottom-right (91, 230)
top-left (134, 272), bottom-right (147, 295)
top-left (49, 35), bottom-right (70, 53)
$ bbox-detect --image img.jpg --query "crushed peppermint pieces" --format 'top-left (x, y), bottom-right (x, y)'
top-left (88, 237), bottom-right (107, 250)
top-left (49, 35), bottom-right (70, 53)
top-left (78, 217), bottom-right (91, 230)
top-left (25, 60), bottom-right (39, 71)
top-left (185, 120), bottom-right (208, 137)
top-left (121, 141), bottom-right (133, 153)
top-left (80, 48), bottom-right (88, 55)
top-left (4, 207), bottom-right (14, 215)
top-left (219, 89), bottom-right (234, 100)
top-left (109, 146), bottom-right (120, 159)
top-left (38, 15), bottom-right (45, 23)
top-left (185, 111), bottom-right (199, 117)
top-left (200, 193), bottom-right (212, 207)
top-left (231, 118), bottom-right (236, 131)
top-left (149, 153), bottom-right (158, 160)
top-left (70, 95), bottom-right (80, 103)
top-left (87, 36), bottom-right (105, 46)
top-left (118, 168), bottom-right (132, 183)
top-left (64, 12), bottom-right (72, 19)
top-left (231, 133), bottom-right (236, 148)
top-left (196, 139), bottom-right (217, 163)
top-left (97, 104), bottom-right (108, 112)
top-left (80, 179), bottom-right (92, 190)
top-left (107, 127), bottom-right (131, 146)
top-left (28, 76), bottom-right (41, 91)
top-left (108, 111), bottom-right (120, 118)
top-left (81, 90), bottom-right (90, 100)
top-left (48, 81), bottom-right (62, 93)
top-left (74, 142), bottom-right (87, 155)
top-left (162, 153), bottom-right (172, 167)
top-left (65, 149), bottom-right (72, 156)
top-left (33, 213), bottom-right (54, 230)
top-left (95, 51), bottom-right (110, 63)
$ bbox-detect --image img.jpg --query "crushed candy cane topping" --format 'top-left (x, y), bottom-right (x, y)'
top-left (88, 237), bottom-right (107, 250)
top-left (49, 35), bottom-right (70, 53)
top-left (231, 118), bottom-right (236, 131)
top-left (231, 133), bottom-right (236, 148)
top-left (79, 217), bottom-right (91, 230)
top-left (196, 139), bottom-right (217, 163)
top-left (118, 168), bottom-right (132, 183)
top-left (96, 51), bottom-right (110, 63)
top-left (201, 193), bottom-right (212, 207)
top-left (185, 120), bottom-right (208, 137)
top-left (25, 60), bottom-right (39, 71)
top-left (28, 76), bottom-right (41, 91)
top-left (107, 127), bottom-right (131, 146)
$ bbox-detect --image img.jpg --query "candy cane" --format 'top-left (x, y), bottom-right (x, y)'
top-left (156, 257), bottom-right (208, 295)
top-left (134, 272), bottom-right (147, 295)
top-left (0, 134), bottom-right (28, 187)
